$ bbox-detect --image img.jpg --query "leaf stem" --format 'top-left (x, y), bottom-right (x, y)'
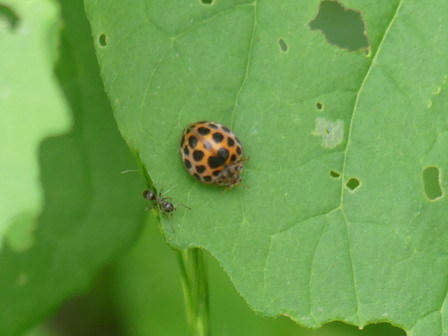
top-left (177, 248), bottom-right (210, 336)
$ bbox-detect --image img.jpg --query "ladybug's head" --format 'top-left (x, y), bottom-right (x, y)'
top-left (216, 160), bottom-right (244, 188)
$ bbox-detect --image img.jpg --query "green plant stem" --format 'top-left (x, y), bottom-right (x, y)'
top-left (177, 248), bottom-right (210, 336)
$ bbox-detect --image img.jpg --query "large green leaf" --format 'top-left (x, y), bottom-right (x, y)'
top-left (85, 0), bottom-right (448, 334)
top-left (0, 0), bottom-right (145, 334)
top-left (0, 0), bottom-right (70, 249)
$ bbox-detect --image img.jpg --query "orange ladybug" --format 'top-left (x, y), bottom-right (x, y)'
top-left (180, 121), bottom-right (245, 187)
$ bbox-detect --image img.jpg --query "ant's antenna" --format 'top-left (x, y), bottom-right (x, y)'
top-left (121, 169), bottom-right (139, 174)
top-left (163, 184), bottom-right (178, 195)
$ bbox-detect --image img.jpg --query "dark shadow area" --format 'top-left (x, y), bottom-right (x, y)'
top-left (0, 3), bottom-right (20, 31)
top-left (318, 321), bottom-right (406, 336)
top-left (48, 268), bottom-right (124, 336)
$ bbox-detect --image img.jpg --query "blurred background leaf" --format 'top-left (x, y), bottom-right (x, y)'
top-left (0, 0), bottom-right (71, 250)
top-left (0, 0), bottom-right (145, 334)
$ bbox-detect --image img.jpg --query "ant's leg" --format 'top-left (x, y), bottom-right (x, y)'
top-left (144, 203), bottom-right (157, 211)
top-left (160, 196), bottom-right (174, 203)
top-left (178, 203), bottom-right (191, 210)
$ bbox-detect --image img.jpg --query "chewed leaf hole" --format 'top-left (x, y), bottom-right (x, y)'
top-left (330, 170), bottom-right (340, 178)
top-left (346, 177), bottom-right (360, 191)
top-left (278, 38), bottom-right (288, 52)
top-left (316, 102), bottom-right (323, 111)
top-left (201, 0), bottom-right (213, 4)
top-left (0, 4), bottom-right (19, 31)
top-left (309, 0), bottom-right (369, 52)
top-left (98, 33), bottom-right (107, 47)
top-left (423, 166), bottom-right (443, 200)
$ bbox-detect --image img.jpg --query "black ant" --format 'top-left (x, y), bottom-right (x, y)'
top-left (143, 188), bottom-right (190, 216)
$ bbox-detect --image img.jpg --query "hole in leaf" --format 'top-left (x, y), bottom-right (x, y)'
top-left (278, 38), bottom-right (288, 52)
top-left (330, 170), bottom-right (340, 178)
top-left (201, 0), bottom-right (213, 4)
top-left (0, 4), bottom-right (19, 31)
top-left (316, 102), bottom-right (323, 111)
top-left (309, 0), bottom-right (369, 52)
top-left (423, 166), bottom-right (443, 200)
top-left (98, 33), bottom-right (107, 47)
top-left (346, 177), bottom-right (360, 191)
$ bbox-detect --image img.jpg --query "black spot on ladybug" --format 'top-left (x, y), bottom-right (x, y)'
top-left (218, 148), bottom-right (229, 161)
top-left (196, 165), bottom-right (206, 173)
top-left (188, 135), bottom-right (198, 148)
top-left (236, 146), bottom-right (242, 155)
top-left (193, 150), bottom-right (204, 161)
top-left (180, 121), bottom-right (245, 187)
top-left (208, 155), bottom-right (226, 168)
top-left (212, 132), bottom-right (224, 143)
top-left (198, 127), bottom-right (210, 135)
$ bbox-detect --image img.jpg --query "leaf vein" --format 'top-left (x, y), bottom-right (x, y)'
top-left (230, 1), bottom-right (257, 127)
top-left (339, 0), bottom-right (406, 323)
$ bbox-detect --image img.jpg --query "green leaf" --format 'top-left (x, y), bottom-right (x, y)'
top-left (0, 0), bottom-right (145, 334)
top-left (85, 0), bottom-right (448, 334)
top-left (0, 0), bottom-right (71, 250)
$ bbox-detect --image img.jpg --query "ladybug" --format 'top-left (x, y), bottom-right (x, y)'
top-left (180, 121), bottom-right (245, 187)
top-left (143, 189), bottom-right (176, 215)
